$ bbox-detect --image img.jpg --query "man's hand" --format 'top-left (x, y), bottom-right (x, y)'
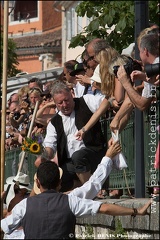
top-left (75, 74), bottom-right (91, 85)
top-left (130, 70), bottom-right (147, 82)
top-left (106, 141), bottom-right (121, 159)
top-left (20, 101), bottom-right (29, 111)
top-left (9, 112), bottom-right (14, 120)
top-left (117, 66), bottom-right (131, 86)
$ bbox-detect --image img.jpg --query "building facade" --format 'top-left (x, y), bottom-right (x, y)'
top-left (53, 1), bottom-right (92, 64)
top-left (6, 1), bottom-right (62, 73)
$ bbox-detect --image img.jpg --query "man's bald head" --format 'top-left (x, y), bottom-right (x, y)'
top-left (86, 38), bottom-right (109, 57)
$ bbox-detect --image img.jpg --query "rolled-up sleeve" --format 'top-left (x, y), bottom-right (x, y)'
top-left (43, 121), bottom-right (57, 152)
top-left (69, 156), bottom-right (113, 199)
top-left (1, 199), bottom-right (27, 235)
top-left (68, 195), bottom-right (102, 217)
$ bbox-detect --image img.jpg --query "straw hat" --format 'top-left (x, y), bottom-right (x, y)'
top-left (33, 167), bottom-right (63, 194)
top-left (4, 172), bottom-right (32, 209)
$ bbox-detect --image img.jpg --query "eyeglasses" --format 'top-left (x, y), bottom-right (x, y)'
top-left (87, 56), bottom-right (95, 61)
top-left (83, 56), bottom-right (95, 66)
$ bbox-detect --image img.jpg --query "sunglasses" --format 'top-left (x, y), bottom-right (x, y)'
top-left (83, 56), bottom-right (95, 66)
top-left (29, 87), bottom-right (42, 94)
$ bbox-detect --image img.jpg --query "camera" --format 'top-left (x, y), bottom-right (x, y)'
top-left (144, 63), bottom-right (160, 78)
top-left (113, 57), bottom-right (142, 77)
top-left (14, 112), bottom-right (20, 120)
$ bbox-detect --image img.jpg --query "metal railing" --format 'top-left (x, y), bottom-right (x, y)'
top-left (4, 103), bottom-right (159, 195)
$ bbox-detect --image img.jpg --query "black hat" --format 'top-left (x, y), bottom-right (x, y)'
top-left (70, 63), bottom-right (85, 76)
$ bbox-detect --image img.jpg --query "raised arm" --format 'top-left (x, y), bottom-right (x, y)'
top-left (117, 66), bottom-right (152, 111)
top-left (110, 96), bottom-right (134, 134)
top-left (69, 141), bottom-right (121, 199)
top-left (75, 98), bottom-right (110, 140)
top-left (35, 101), bottom-right (56, 126)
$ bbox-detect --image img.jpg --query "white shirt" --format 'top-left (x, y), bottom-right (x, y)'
top-left (3, 229), bottom-right (24, 239)
top-left (1, 156), bottom-right (113, 236)
top-left (142, 57), bottom-right (159, 98)
top-left (43, 94), bottom-right (105, 158)
top-left (73, 81), bottom-right (85, 98)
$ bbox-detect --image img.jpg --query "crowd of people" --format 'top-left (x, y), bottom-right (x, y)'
top-left (1, 24), bottom-right (159, 239)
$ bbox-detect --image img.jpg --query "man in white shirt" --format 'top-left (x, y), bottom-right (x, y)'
top-left (43, 81), bottom-right (107, 192)
top-left (1, 159), bottom-right (151, 239)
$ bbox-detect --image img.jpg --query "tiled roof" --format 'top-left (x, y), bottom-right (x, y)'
top-left (13, 29), bottom-right (62, 49)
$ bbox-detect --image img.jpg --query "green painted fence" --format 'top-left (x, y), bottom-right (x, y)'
top-left (4, 103), bottom-right (159, 195)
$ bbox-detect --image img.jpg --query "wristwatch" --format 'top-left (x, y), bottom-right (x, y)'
top-left (82, 127), bottom-right (86, 133)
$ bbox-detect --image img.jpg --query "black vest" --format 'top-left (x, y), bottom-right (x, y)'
top-left (22, 190), bottom-right (76, 239)
top-left (51, 97), bottom-right (106, 166)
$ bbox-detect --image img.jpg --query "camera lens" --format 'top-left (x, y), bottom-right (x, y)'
top-left (113, 66), bottom-right (119, 77)
top-left (144, 63), bottom-right (160, 78)
top-left (14, 112), bottom-right (20, 120)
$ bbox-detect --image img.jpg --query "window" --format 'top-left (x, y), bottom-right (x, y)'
top-left (66, 5), bottom-right (92, 41)
top-left (66, 10), bottom-right (71, 41)
top-left (77, 16), bottom-right (82, 34)
top-left (71, 8), bottom-right (75, 37)
top-left (10, 0), bottom-right (38, 22)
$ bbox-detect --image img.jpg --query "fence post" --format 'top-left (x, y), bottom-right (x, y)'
top-left (134, 1), bottom-right (149, 197)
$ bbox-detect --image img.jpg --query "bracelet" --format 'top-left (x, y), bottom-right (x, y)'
top-left (131, 208), bottom-right (138, 217)
top-left (82, 127), bottom-right (86, 133)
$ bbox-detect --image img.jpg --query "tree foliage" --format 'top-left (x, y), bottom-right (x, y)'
top-left (0, 33), bottom-right (21, 80)
top-left (69, 1), bottom-right (159, 52)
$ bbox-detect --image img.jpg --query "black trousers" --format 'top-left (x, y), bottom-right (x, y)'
top-left (60, 146), bottom-right (107, 192)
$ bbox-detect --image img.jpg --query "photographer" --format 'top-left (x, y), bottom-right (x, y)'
top-left (131, 63), bottom-right (159, 86)
top-left (9, 101), bottom-right (26, 130)
top-left (110, 31), bottom-right (159, 133)
top-left (116, 32), bottom-right (159, 111)
top-left (8, 101), bottom-right (31, 137)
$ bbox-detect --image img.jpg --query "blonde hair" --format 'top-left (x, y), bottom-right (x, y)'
top-left (18, 85), bottom-right (29, 94)
top-left (95, 47), bottom-right (120, 98)
top-left (28, 87), bottom-right (42, 95)
top-left (108, 55), bottom-right (131, 76)
top-left (18, 86), bottom-right (30, 103)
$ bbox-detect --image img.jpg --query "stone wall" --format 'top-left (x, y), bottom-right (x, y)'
top-left (75, 198), bottom-right (159, 239)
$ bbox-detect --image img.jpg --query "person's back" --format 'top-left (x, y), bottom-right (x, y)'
top-left (23, 191), bottom-right (75, 239)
